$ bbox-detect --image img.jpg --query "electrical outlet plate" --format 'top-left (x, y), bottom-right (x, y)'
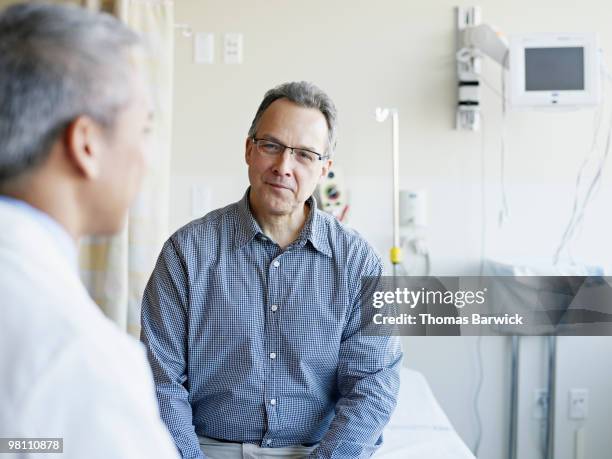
top-left (569, 389), bottom-right (588, 420)
top-left (224, 33), bottom-right (243, 64)
top-left (533, 389), bottom-right (548, 419)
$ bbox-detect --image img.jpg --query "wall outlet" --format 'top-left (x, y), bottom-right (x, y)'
top-left (533, 389), bottom-right (548, 419)
top-left (224, 33), bottom-right (243, 64)
top-left (569, 389), bottom-right (588, 420)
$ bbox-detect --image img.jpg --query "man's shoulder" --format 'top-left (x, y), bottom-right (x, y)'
top-left (177, 201), bottom-right (239, 235)
top-left (313, 209), bottom-right (381, 262)
top-left (314, 208), bottom-right (356, 238)
top-left (168, 201), bottom-right (241, 249)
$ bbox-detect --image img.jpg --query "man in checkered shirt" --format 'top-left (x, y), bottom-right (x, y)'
top-left (141, 81), bottom-right (402, 459)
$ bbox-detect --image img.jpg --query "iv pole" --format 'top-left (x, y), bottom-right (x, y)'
top-left (375, 107), bottom-right (403, 275)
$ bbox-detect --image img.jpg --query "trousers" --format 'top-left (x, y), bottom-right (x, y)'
top-left (197, 436), bottom-right (318, 459)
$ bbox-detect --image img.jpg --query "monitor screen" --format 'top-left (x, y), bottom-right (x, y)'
top-left (524, 47), bottom-right (585, 91)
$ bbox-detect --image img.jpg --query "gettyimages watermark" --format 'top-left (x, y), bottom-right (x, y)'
top-left (359, 276), bottom-right (612, 336)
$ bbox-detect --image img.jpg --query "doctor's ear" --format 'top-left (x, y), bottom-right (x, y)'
top-left (63, 115), bottom-right (106, 180)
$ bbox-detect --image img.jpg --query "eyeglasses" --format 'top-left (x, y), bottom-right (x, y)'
top-left (252, 137), bottom-right (328, 166)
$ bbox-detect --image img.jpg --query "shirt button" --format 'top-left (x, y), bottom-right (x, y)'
top-left (270, 398), bottom-right (277, 406)
top-left (269, 352), bottom-right (276, 359)
top-left (271, 304), bottom-right (278, 312)
top-left (266, 439), bottom-right (272, 445)
top-left (273, 260), bottom-right (280, 268)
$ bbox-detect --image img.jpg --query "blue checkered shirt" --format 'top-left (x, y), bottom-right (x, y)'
top-left (141, 189), bottom-right (402, 459)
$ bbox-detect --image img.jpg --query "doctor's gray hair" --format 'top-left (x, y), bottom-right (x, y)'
top-left (247, 81), bottom-right (338, 157)
top-left (0, 3), bottom-right (140, 183)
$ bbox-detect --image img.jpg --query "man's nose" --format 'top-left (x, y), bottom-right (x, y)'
top-left (272, 148), bottom-right (294, 175)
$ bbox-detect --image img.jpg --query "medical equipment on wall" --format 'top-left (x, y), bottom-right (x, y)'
top-left (455, 7), bottom-right (602, 130)
top-left (456, 6), bottom-right (609, 260)
top-left (315, 167), bottom-right (350, 223)
top-left (508, 33), bottom-right (601, 108)
top-left (399, 190), bottom-right (431, 276)
top-left (455, 7), bottom-right (509, 131)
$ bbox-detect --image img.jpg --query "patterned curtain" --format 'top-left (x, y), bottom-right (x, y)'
top-left (79, 0), bottom-right (174, 337)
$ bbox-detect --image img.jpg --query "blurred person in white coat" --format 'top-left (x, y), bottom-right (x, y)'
top-left (0, 3), bottom-right (179, 459)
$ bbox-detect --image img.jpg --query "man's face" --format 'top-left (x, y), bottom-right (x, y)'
top-left (92, 66), bottom-right (153, 234)
top-left (245, 98), bottom-right (332, 217)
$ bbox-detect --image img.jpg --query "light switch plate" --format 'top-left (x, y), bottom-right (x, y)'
top-left (194, 32), bottom-right (214, 64)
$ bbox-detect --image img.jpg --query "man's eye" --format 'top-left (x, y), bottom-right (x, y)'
top-left (297, 150), bottom-right (315, 161)
top-left (262, 142), bottom-right (281, 152)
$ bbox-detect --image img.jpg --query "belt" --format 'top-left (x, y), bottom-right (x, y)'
top-left (205, 437), bottom-right (318, 448)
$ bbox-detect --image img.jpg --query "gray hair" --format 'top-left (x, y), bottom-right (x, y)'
top-left (247, 81), bottom-right (338, 156)
top-left (0, 2), bottom-right (140, 183)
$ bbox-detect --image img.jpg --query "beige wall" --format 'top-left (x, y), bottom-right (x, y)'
top-left (171, 2), bottom-right (612, 459)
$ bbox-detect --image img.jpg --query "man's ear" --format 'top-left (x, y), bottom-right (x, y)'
top-left (320, 158), bottom-right (333, 180)
top-left (245, 137), bottom-right (253, 164)
top-left (63, 115), bottom-right (105, 179)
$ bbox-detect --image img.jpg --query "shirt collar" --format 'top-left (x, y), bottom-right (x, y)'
top-left (300, 197), bottom-right (332, 257)
top-left (235, 189), bottom-right (263, 249)
top-left (0, 195), bottom-right (78, 269)
top-left (235, 188), bottom-right (332, 257)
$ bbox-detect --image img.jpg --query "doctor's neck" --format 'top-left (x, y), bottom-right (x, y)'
top-left (1, 173), bottom-right (84, 243)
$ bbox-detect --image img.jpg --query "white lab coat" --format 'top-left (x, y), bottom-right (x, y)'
top-left (0, 200), bottom-right (179, 459)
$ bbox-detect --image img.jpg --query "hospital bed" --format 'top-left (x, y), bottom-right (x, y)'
top-left (376, 368), bottom-right (475, 459)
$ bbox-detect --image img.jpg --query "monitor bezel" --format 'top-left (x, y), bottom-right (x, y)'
top-left (508, 33), bottom-right (600, 109)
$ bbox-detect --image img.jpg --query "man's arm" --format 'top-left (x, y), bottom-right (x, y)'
top-left (141, 238), bottom-right (205, 459)
top-left (309, 255), bottom-right (403, 459)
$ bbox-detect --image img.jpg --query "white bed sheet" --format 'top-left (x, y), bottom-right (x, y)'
top-left (375, 368), bottom-right (475, 459)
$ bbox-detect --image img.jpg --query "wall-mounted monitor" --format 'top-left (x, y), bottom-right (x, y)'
top-left (508, 33), bottom-right (600, 108)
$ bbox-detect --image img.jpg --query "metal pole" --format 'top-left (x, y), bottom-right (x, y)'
top-left (508, 335), bottom-right (519, 459)
top-left (374, 107), bottom-right (402, 270)
top-left (544, 335), bottom-right (556, 459)
top-left (391, 111), bottom-right (400, 251)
